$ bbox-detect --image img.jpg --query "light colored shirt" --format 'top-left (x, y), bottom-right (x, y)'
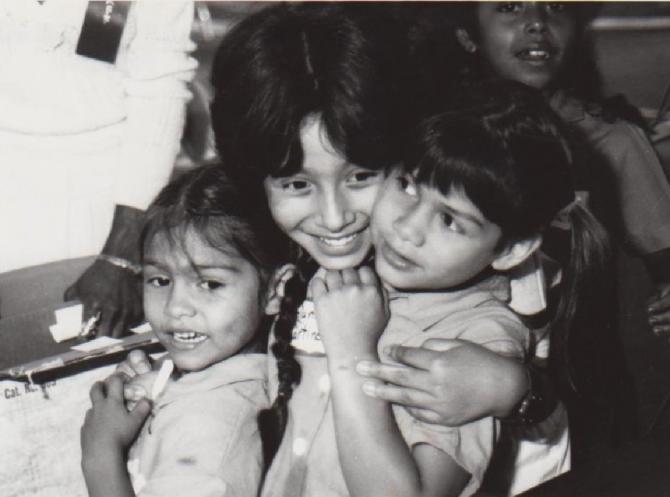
top-left (261, 275), bottom-right (529, 497)
top-left (128, 354), bottom-right (268, 497)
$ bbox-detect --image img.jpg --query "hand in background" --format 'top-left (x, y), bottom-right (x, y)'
top-left (65, 260), bottom-right (143, 338)
top-left (356, 339), bottom-right (527, 426)
top-left (65, 205), bottom-right (145, 338)
top-left (648, 282), bottom-right (670, 338)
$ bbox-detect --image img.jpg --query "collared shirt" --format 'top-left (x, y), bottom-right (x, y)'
top-left (128, 354), bottom-right (268, 497)
top-left (262, 275), bottom-right (529, 497)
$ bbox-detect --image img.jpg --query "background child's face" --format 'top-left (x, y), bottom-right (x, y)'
top-left (371, 170), bottom-right (504, 291)
top-left (143, 227), bottom-right (265, 372)
top-left (472, 2), bottom-right (577, 90)
top-left (264, 117), bottom-right (384, 270)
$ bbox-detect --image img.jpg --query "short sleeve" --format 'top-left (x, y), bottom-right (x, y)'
top-left (394, 405), bottom-right (498, 497)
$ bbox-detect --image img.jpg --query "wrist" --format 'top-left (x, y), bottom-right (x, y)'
top-left (490, 359), bottom-right (529, 418)
top-left (327, 351), bottom-right (378, 375)
top-left (97, 254), bottom-right (142, 275)
top-left (501, 363), bottom-right (558, 426)
top-left (101, 205), bottom-right (145, 262)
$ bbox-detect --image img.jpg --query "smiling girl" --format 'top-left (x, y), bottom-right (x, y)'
top-left (80, 164), bottom-right (292, 497)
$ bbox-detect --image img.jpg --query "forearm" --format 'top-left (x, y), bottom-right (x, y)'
top-left (82, 449), bottom-right (136, 497)
top-left (100, 205), bottom-right (145, 262)
top-left (328, 352), bottom-right (426, 497)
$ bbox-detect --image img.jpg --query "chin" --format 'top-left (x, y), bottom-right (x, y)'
top-left (315, 253), bottom-right (367, 270)
top-left (169, 353), bottom-right (210, 373)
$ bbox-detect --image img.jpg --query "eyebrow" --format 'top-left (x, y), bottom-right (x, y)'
top-left (142, 259), bottom-right (241, 274)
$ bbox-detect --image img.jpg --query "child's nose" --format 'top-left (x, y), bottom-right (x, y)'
top-left (524, 5), bottom-right (549, 35)
top-left (318, 189), bottom-right (355, 232)
top-left (393, 206), bottom-right (425, 247)
top-left (165, 284), bottom-right (196, 319)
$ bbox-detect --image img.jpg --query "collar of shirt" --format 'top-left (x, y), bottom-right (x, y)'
top-left (156, 353), bottom-right (266, 407)
top-left (387, 273), bottom-right (511, 332)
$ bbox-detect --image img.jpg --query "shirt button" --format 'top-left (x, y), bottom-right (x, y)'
top-left (293, 437), bottom-right (308, 456)
top-left (318, 374), bottom-right (331, 394)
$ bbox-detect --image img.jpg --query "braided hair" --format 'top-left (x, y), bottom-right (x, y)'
top-left (209, 3), bottom-right (420, 468)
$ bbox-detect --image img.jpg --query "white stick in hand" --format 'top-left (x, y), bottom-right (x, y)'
top-left (151, 359), bottom-right (174, 401)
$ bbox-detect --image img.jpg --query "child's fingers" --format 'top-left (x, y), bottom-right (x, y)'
top-left (130, 398), bottom-right (152, 422)
top-left (104, 374), bottom-right (126, 401)
top-left (341, 268), bottom-right (359, 286)
top-left (127, 349), bottom-right (153, 375)
top-left (358, 266), bottom-right (378, 286)
top-left (89, 381), bottom-right (105, 403)
top-left (356, 360), bottom-right (432, 389)
top-left (124, 383), bottom-right (148, 403)
top-left (360, 379), bottom-right (434, 407)
top-left (325, 270), bottom-right (343, 291)
top-left (309, 276), bottom-right (328, 299)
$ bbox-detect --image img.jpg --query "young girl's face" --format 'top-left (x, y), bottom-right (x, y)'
top-left (143, 227), bottom-right (266, 372)
top-left (471, 2), bottom-right (577, 90)
top-left (264, 117), bottom-right (384, 270)
top-left (371, 169), bottom-right (505, 291)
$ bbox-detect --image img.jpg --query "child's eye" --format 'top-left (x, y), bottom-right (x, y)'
top-left (198, 280), bottom-right (225, 291)
top-left (441, 212), bottom-right (463, 234)
top-left (279, 178), bottom-right (311, 194)
top-left (496, 2), bottom-right (522, 14)
top-left (348, 169), bottom-right (381, 186)
top-left (396, 175), bottom-right (418, 196)
top-left (546, 2), bottom-right (567, 14)
top-left (146, 276), bottom-right (170, 288)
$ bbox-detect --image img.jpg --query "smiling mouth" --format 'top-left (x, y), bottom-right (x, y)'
top-left (168, 330), bottom-right (208, 345)
top-left (379, 239), bottom-right (416, 271)
top-left (318, 232), bottom-right (359, 247)
top-left (516, 47), bottom-right (556, 62)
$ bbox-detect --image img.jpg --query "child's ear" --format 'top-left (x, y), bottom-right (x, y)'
top-left (264, 264), bottom-right (296, 316)
top-left (455, 28), bottom-right (478, 54)
top-left (492, 235), bottom-right (542, 272)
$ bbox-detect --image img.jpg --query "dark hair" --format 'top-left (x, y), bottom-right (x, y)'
top-left (403, 81), bottom-right (611, 392)
top-left (209, 3), bottom-right (421, 469)
top-left (141, 163), bottom-right (289, 338)
top-left (210, 2), bottom-right (418, 185)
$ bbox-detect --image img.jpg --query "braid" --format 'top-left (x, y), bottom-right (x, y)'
top-left (258, 254), bottom-right (317, 469)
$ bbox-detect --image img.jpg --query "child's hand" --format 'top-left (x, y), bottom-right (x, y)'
top-left (648, 282), bottom-right (670, 339)
top-left (124, 371), bottom-right (160, 411)
top-left (356, 339), bottom-right (528, 426)
top-left (81, 373), bottom-right (152, 461)
top-left (116, 349), bottom-right (160, 409)
top-left (310, 267), bottom-right (389, 365)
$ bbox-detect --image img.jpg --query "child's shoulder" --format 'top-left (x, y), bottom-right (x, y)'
top-left (386, 279), bottom-right (528, 359)
top-left (551, 91), bottom-right (650, 144)
top-left (165, 354), bottom-right (268, 408)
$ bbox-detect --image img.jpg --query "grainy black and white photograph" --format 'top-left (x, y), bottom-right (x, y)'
top-left (1, 1), bottom-right (670, 496)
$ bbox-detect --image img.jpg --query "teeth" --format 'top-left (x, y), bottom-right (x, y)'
top-left (172, 331), bottom-right (207, 344)
top-left (523, 49), bottom-right (550, 60)
top-left (319, 233), bottom-right (357, 247)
